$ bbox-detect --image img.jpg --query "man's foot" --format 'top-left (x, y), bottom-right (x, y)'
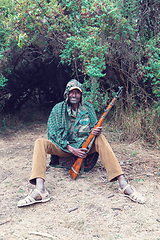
top-left (120, 184), bottom-right (133, 195)
top-left (30, 188), bottom-right (48, 200)
top-left (117, 175), bottom-right (145, 204)
top-left (119, 184), bottom-right (146, 204)
top-left (17, 189), bottom-right (50, 207)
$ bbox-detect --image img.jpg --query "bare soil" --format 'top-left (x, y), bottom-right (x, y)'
top-left (0, 123), bottom-right (160, 240)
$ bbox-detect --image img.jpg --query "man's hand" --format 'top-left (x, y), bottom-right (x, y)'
top-left (67, 145), bottom-right (87, 158)
top-left (92, 126), bottom-right (102, 136)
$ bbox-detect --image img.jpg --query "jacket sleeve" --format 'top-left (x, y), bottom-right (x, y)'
top-left (47, 104), bottom-right (69, 152)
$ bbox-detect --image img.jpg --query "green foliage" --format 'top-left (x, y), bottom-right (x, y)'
top-left (0, 0), bottom-right (17, 87)
top-left (58, 0), bottom-right (136, 110)
top-left (114, 0), bottom-right (160, 112)
top-left (0, 73), bottom-right (7, 88)
top-left (7, 0), bottom-right (137, 111)
top-left (59, 0), bottom-right (135, 78)
top-left (136, 33), bottom-right (160, 115)
top-left (10, 0), bottom-right (136, 79)
top-left (60, 35), bottom-right (107, 78)
top-left (144, 35), bottom-right (160, 98)
top-left (116, 0), bottom-right (160, 42)
top-left (18, 33), bottom-right (28, 48)
top-left (83, 77), bottom-right (109, 112)
top-left (1, 0), bottom-right (160, 88)
top-left (0, 0), bottom-right (16, 48)
top-left (0, 0), bottom-right (159, 144)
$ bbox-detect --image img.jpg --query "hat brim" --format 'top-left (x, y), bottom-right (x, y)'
top-left (69, 86), bottom-right (82, 92)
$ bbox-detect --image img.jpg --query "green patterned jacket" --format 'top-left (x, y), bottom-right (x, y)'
top-left (47, 80), bottom-right (97, 153)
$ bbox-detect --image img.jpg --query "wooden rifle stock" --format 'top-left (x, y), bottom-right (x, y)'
top-left (69, 86), bottom-right (123, 180)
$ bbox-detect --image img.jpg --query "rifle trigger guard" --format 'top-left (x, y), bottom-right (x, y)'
top-left (71, 167), bottom-right (79, 175)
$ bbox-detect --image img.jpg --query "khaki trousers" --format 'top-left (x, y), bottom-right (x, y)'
top-left (29, 134), bottom-right (123, 184)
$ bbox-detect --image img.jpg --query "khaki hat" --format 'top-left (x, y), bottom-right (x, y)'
top-left (64, 79), bottom-right (83, 100)
top-left (69, 86), bottom-right (82, 92)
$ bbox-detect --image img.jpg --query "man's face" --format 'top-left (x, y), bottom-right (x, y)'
top-left (68, 89), bottom-right (82, 104)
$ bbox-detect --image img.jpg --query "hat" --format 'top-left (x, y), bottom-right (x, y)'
top-left (69, 86), bottom-right (82, 92)
top-left (64, 79), bottom-right (83, 101)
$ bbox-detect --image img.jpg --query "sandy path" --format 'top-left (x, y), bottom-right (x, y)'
top-left (0, 123), bottom-right (160, 240)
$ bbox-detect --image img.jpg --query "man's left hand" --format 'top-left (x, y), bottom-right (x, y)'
top-left (92, 126), bottom-right (102, 136)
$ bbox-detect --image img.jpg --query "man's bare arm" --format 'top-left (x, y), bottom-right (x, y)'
top-left (67, 145), bottom-right (87, 158)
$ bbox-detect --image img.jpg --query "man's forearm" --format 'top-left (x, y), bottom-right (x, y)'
top-left (67, 144), bottom-right (87, 158)
top-left (67, 144), bottom-right (74, 154)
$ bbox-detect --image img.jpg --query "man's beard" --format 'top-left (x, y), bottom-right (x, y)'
top-left (69, 96), bottom-right (81, 104)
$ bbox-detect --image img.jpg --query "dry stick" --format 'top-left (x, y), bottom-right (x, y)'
top-left (108, 194), bottom-right (114, 198)
top-left (0, 218), bottom-right (12, 226)
top-left (111, 207), bottom-right (122, 211)
top-left (0, 172), bottom-right (12, 184)
top-left (68, 207), bottom-right (79, 213)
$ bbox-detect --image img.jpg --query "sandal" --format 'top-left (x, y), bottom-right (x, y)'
top-left (17, 189), bottom-right (50, 207)
top-left (119, 184), bottom-right (146, 204)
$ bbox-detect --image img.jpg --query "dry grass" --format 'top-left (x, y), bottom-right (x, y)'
top-left (0, 107), bottom-right (49, 135)
top-left (0, 104), bottom-right (159, 148)
top-left (109, 106), bottom-right (160, 148)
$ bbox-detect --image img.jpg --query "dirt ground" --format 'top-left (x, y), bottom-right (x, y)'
top-left (0, 123), bottom-right (160, 240)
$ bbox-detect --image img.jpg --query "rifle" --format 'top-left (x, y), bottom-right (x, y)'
top-left (69, 86), bottom-right (123, 180)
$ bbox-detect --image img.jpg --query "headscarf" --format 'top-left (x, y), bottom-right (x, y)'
top-left (63, 79), bottom-right (83, 103)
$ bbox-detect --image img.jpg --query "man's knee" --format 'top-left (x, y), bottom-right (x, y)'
top-left (34, 138), bottom-right (46, 147)
top-left (35, 138), bottom-right (43, 144)
top-left (96, 134), bottom-right (106, 142)
top-left (95, 134), bottom-right (110, 150)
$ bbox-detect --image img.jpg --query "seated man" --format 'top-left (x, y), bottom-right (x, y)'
top-left (18, 79), bottom-right (145, 207)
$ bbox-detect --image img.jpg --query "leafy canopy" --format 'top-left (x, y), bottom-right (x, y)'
top-left (0, 0), bottom-right (160, 111)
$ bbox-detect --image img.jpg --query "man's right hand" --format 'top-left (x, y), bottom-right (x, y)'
top-left (67, 145), bottom-right (87, 158)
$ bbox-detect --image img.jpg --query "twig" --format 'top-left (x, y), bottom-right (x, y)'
top-left (68, 207), bottom-right (79, 213)
top-left (112, 207), bottom-right (122, 211)
top-left (108, 194), bottom-right (114, 198)
top-left (0, 172), bottom-right (12, 184)
top-left (29, 231), bottom-right (56, 239)
top-left (0, 218), bottom-right (12, 226)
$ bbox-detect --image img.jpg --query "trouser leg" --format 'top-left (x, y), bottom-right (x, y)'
top-left (29, 138), bottom-right (72, 184)
top-left (89, 134), bottom-right (123, 182)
